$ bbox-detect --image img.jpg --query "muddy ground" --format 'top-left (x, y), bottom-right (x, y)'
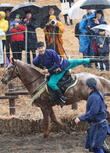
top-left (0, 131), bottom-right (109, 153)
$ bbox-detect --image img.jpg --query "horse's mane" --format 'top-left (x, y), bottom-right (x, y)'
top-left (17, 60), bottom-right (42, 76)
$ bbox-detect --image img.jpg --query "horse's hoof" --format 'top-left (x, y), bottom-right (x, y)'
top-left (65, 127), bottom-right (70, 135)
top-left (40, 133), bottom-right (49, 138)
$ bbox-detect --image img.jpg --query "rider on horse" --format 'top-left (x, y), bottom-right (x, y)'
top-left (33, 41), bottom-right (107, 108)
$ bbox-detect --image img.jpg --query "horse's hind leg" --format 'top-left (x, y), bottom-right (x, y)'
top-left (50, 107), bottom-right (70, 134)
top-left (41, 107), bottom-right (50, 138)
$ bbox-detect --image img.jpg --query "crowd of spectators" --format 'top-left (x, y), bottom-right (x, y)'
top-left (79, 9), bottom-right (109, 71)
top-left (0, 4), bottom-right (110, 71)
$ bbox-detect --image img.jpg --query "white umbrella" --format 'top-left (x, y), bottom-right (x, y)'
top-left (91, 24), bottom-right (110, 33)
top-left (0, 4), bottom-right (14, 11)
top-left (91, 24), bottom-right (110, 46)
top-left (68, 0), bottom-right (87, 19)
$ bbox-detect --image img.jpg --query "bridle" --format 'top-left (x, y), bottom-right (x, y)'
top-left (7, 60), bottom-right (19, 82)
top-left (7, 60), bottom-right (43, 90)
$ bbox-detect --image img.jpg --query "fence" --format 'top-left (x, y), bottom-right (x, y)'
top-left (0, 84), bottom-right (78, 115)
top-left (0, 83), bottom-right (30, 115)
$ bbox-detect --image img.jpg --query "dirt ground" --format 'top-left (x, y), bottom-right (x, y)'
top-left (0, 131), bottom-right (109, 153)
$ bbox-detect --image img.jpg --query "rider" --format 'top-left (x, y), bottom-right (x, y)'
top-left (33, 41), bottom-right (107, 108)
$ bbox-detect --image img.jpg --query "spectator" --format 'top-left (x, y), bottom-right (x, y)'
top-left (10, 14), bottom-right (26, 60)
top-left (40, 6), bottom-right (61, 29)
top-left (5, 9), bottom-right (13, 61)
top-left (82, 9), bottom-right (93, 19)
top-left (0, 11), bottom-right (8, 67)
top-left (90, 10), bottom-right (107, 31)
top-left (79, 13), bottom-right (95, 68)
top-left (75, 77), bottom-right (109, 153)
top-left (23, 10), bottom-right (38, 65)
top-left (96, 29), bottom-right (110, 71)
top-left (60, 0), bottom-right (74, 25)
top-left (90, 10), bottom-right (107, 70)
top-left (43, 15), bottom-right (65, 58)
top-left (0, 29), bottom-right (5, 66)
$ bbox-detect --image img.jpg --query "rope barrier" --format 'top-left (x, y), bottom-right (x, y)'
top-left (5, 30), bottom-right (110, 38)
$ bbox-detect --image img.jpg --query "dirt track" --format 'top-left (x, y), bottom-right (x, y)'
top-left (0, 131), bottom-right (109, 153)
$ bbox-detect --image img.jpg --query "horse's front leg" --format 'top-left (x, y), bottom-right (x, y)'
top-left (40, 106), bottom-right (50, 138)
top-left (49, 107), bottom-right (70, 134)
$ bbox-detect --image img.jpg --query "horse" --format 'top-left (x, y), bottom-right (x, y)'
top-left (1, 58), bottom-right (110, 138)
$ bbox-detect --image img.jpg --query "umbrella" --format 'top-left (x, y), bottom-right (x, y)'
top-left (0, 4), bottom-right (14, 11)
top-left (80, 0), bottom-right (110, 9)
top-left (91, 24), bottom-right (110, 33)
top-left (68, 0), bottom-right (87, 19)
top-left (91, 24), bottom-right (110, 46)
top-left (10, 2), bottom-right (40, 19)
top-left (35, 5), bottom-right (61, 27)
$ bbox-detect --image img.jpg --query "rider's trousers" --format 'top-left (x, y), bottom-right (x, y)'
top-left (48, 58), bottom-right (90, 91)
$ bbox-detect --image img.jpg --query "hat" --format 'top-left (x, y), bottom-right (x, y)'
top-left (86, 77), bottom-right (97, 89)
top-left (16, 14), bottom-right (20, 19)
top-left (37, 41), bottom-right (44, 48)
top-left (86, 77), bottom-right (104, 100)
top-left (99, 29), bottom-right (105, 32)
top-left (49, 15), bottom-right (56, 20)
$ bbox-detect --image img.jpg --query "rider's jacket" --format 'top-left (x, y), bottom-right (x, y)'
top-left (33, 49), bottom-right (70, 75)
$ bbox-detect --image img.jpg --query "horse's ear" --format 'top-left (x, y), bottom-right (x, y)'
top-left (10, 57), bottom-right (15, 64)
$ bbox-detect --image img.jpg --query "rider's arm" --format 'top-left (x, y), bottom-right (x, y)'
top-left (47, 50), bottom-right (61, 73)
top-left (33, 56), bottom-right (44, 69)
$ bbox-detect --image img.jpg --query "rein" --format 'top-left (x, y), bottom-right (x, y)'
top-left (8, 60), bottom-right (43, 90)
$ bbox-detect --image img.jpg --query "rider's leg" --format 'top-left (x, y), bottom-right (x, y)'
top-left (66, 58), bottom-right (90, 70)
top-left (48, 71), bottom-right (67, 108)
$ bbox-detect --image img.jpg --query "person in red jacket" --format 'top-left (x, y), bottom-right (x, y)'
top-left (10, 14), bottom-right (26, 60)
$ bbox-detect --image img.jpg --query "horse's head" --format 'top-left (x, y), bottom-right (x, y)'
top-left (1, 57), bottom-right (19, 84)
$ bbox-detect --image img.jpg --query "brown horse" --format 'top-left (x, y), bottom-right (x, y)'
top-left (1, 58), bottom-right (110, 137)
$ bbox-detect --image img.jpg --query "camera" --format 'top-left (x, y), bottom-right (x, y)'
top-left (51, 19), bottom-right (57, 26)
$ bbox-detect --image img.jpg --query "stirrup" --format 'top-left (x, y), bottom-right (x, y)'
top-left (60, 96), bottom-right (67, 108)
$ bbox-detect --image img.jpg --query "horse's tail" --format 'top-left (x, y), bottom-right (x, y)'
top-left (99, 76), bottom-right (110, 93)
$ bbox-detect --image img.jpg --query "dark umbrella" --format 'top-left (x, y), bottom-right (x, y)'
top-left (35, 5), bottom-right (61, 27)
top-left (80, 0), bottom-right (110, 9)
top-left (0, 4), bottom-right (14, 11)
top-left (10, 2), bottom-right (40, 19)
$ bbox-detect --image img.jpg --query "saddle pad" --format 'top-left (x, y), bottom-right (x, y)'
top-left (46, 74), bottom-right (78, 94)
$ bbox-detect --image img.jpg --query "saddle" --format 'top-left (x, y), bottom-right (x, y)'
top-left (46, 70), bottom-right (78, 102)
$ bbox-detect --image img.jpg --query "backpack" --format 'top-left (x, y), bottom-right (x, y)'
top-left (75, 22), bottom-right (80, 38)
top-left (75, 19), bottom-right (88, 39)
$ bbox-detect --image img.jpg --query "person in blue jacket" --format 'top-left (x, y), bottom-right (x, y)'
top-left (90, 10), bottom-right (107, 31)
top-left (33, 41), bottom-right (108, 108)
top-left (75, 77), bottom-right (109, 153)
top-left (79, 13), bottom-right (95, 68)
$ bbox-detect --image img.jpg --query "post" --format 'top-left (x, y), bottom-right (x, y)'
top-left (8, 83), bottom-right (15, 115)
top-left (25, 26), bottom-right (27, 63)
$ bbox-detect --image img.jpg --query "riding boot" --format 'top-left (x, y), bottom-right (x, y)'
top-left (55, 89), bottom-right (67, 108)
